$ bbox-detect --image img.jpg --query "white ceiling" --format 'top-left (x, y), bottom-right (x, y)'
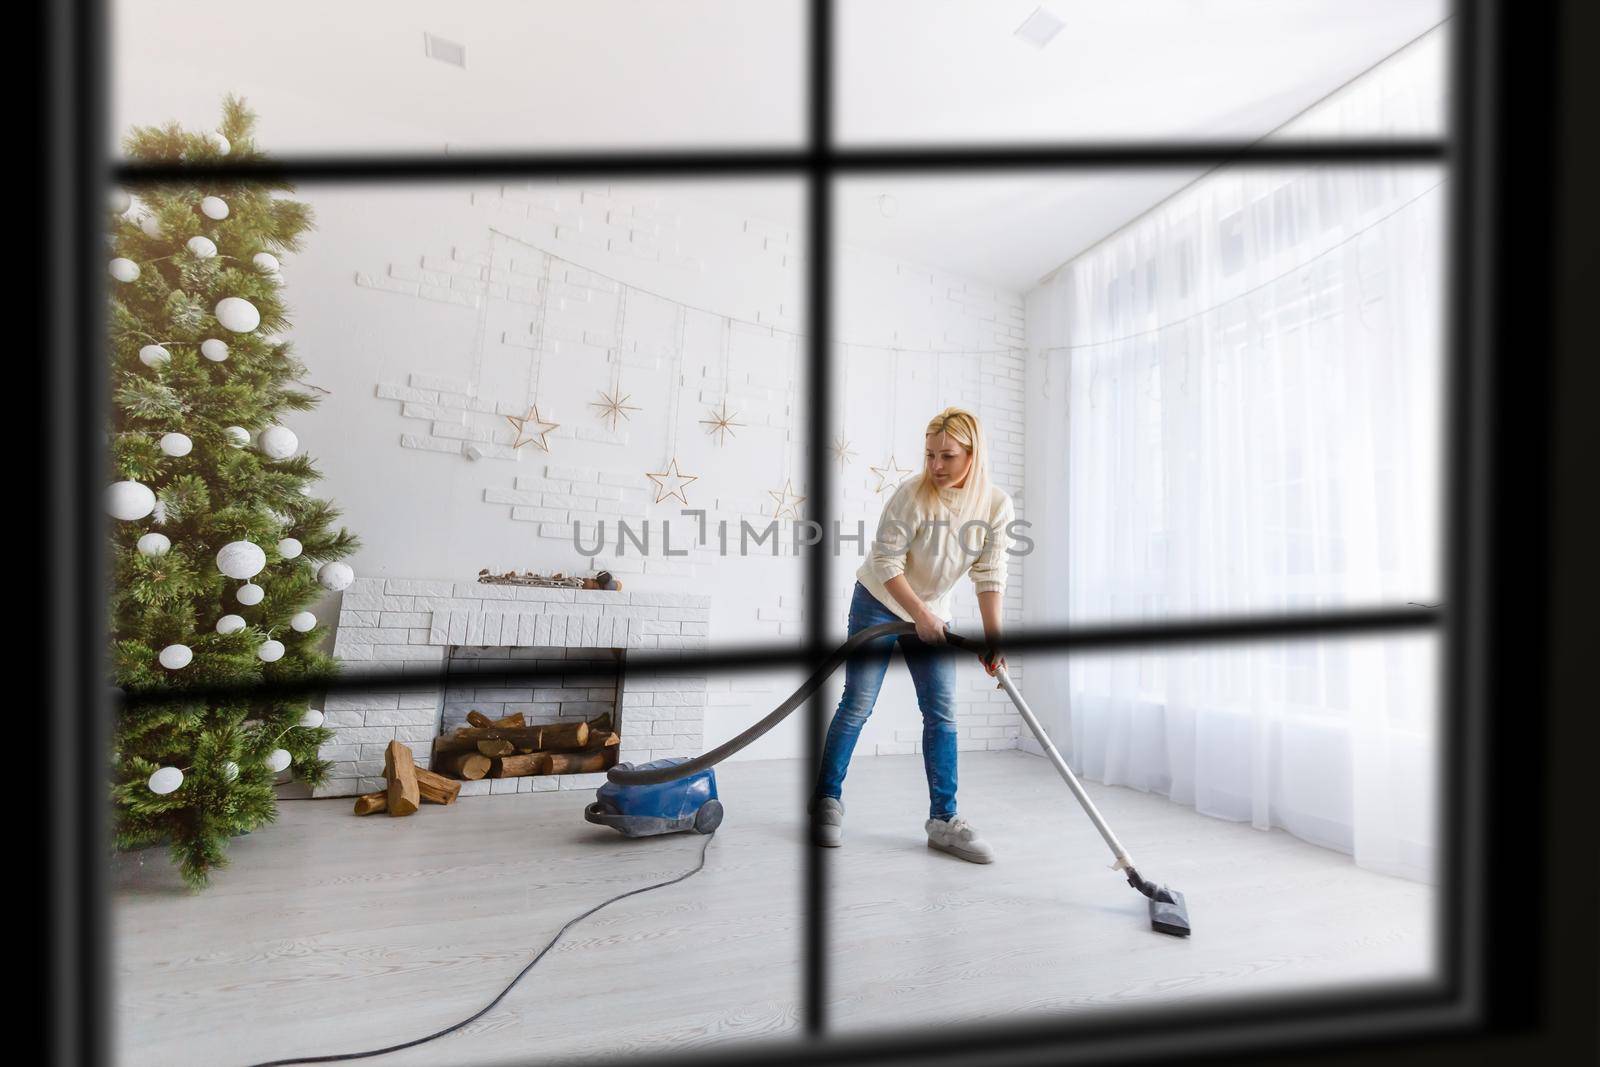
top-left (838, 0), bottom-right (1446, 145)
top-left (110, 0), bottom-right (808, 153)
top-left (111, 0), bottom-right (1448, 293)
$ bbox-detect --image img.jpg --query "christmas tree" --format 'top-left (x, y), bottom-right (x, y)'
top-left (106, 97), bottom-right (358, 887)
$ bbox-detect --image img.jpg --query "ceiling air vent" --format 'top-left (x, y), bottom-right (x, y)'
top-left (423, 32), bottom-right (467, 69)
top-left (1013, 6), bottom-right (1066, 49)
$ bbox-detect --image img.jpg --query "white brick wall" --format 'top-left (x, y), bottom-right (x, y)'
top-left (318, 576), bottom-right (710, 797)
top-left (286, 179), bottom-right (1035, 771)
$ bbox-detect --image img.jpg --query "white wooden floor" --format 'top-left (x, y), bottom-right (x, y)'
top-left (111, 751), bottom-right (1437, 1066)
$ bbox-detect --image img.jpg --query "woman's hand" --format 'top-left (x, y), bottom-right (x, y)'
top-left (913, 608), bottom-right (947, 645)
top-left (981, 647), bottom-right (1008, 685)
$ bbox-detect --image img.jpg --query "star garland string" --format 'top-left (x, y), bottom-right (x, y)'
top-left (646, 304), bottom-right (697, 505)
top-left (766, 332), bottom-right (805, 519)
top-left (505, 253), bottom-right (559, 453)
top-left (699, 317), bottom-right (743, 445)
top-left (592, 287), bottom-right (641, 431)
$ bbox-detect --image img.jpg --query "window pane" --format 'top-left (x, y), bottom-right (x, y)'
top-left (111, 0), bottom-right (806, 158)
top-left (104, 170), bottom-right (809, 637)
top-left (1045, 162), bottom-right (1446, 625)
top-left (837, 0), bottom-right (1449, 146)
top-left (112, 664), bottom-right (817, 1064)
top-left (831, 159), bottom-right (1445, 632)
top-left (823, 633), bottom-right (1442, 1036)
top-left (105, 168), bottom-right (817, 1062)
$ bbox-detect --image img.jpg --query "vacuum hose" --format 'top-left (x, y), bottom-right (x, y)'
top-left (607, 620), bottom-right (987, 787)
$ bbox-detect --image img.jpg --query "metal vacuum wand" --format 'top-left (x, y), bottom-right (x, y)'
top-left (992, 665), bottom-right (1191, 938)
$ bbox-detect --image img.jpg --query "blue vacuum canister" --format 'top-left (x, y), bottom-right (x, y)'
top-left (584, 757), bottom-right (723, 837)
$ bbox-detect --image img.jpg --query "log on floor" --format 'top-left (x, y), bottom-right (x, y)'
top-left (383, 740), bottom-right (420, 817)
top-left (352, 792), bottom-right (387, 816)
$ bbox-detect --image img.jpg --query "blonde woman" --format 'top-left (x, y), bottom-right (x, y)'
top-left (811, 407), bottom-right (1013, 863)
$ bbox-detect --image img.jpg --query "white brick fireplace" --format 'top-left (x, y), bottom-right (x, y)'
top-left (316, 577), bottom-right (711, 798)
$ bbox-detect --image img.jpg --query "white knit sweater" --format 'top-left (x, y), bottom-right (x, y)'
top-left (855, 477), bottom-right (1014, 623)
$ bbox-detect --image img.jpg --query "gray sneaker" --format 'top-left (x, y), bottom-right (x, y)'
top-left (925, 816), bottom-right (994, 864)
top-left (810, 796), bottom-right (844, 847)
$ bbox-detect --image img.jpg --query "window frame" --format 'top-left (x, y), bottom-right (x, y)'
top-left (58, 1), bottom-right (1520, 1064)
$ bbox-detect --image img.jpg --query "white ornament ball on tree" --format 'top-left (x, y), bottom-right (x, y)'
top-left (216, 540), bottom-right (267, 580)
top-left (108, 258), bottom-right (140, 282)
top-left (158, 643), bottom-right (193, 670)
top-left (208, 132), bottom-right (231, 155)
top-left (225, 425), bottom-right (251, 447)
top-left (257, 639), bottom-right (285, 663)
top-left (109, 187), bottom-right (131, 215)
top-left (223, 761), bottom-right (240, 781)
top-left (266, 749), bottom-right (292, 773)
top-left (290, 611), bottom-right (316, 633)
top-left (200, 195), bottom-right (230, 220)
top-left (317, 561), bottom-right (354, 591)
top-left (257, 425), bottom-right (299, 460)
top-left (276, 537), bottom-right (302, 560)
top-left (214, 296), bottom-right (260, 333)
top-left (139, 214), bottom-right (163, 238)
top-left (215, 614), bottom-right (246, 635)
top-left (138, 344), bottom-right (170, 368)
top-left (298, 708), bottom-right (324, 728)
top-left (235, 582), bottom-right (264, 606)
top-left (148, 766), bottom-right (184, 795)
top-left (107, 480), bottom-right (156, 521)
top-left (186, 235), bottom-right (217, 259)
top-left (200, 338), bottom-right (229, 362)
top-left (252, 252), bottom-right (280, 274)
top-left (158, 432), bottom-right (192, 457)
top-left (136, 532), bottom-right (171, 557)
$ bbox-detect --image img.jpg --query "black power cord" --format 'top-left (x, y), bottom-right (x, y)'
top-left (244, 832), bottom-right (716, 1066)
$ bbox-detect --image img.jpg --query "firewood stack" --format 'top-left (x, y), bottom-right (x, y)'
top-left (352, 711), bottom-right (621, 817)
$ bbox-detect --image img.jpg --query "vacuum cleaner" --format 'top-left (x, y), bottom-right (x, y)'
top-left (603, 619), bottom-right (1191, 938)
top-left (584, 756), bottom-right (724, 836)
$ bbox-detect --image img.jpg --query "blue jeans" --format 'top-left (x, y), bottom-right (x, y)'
top-left (814, 582), bottom-right (960, 821)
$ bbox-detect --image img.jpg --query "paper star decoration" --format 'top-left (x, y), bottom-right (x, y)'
top-left (768, 479), bottom-right (807, 520)
top-left (699, 400), bottom-right (744, 446)
top-left (646, 458), bottom-right (698, 505)
top-left (506, 404), bottom-right (560, 451)
top-left (829, 436), bottom-right (857, 472)
top-left (591, 389), bottom-right (641, 431)
top-left (869, 454), bottom-right (915, 494)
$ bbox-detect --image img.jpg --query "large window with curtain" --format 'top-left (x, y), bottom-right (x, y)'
top-left (1031, 33), bottom-right (1447, 883)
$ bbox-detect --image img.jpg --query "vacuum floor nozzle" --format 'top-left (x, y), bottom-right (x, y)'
top-left (1147, 888), bottom-right (1191, 938)
top-left (1127, 868), bottom-right (1192, 937)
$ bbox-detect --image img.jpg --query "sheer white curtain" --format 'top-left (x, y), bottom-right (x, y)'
top-left (1030, 29), bottom-right (1447, 882)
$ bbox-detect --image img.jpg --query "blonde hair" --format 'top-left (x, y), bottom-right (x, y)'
top-left (916, 407), bottom-right (993, 535)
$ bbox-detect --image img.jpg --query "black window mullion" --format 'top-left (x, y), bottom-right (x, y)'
top-left (803, 0), bottom-right (834, 1041)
